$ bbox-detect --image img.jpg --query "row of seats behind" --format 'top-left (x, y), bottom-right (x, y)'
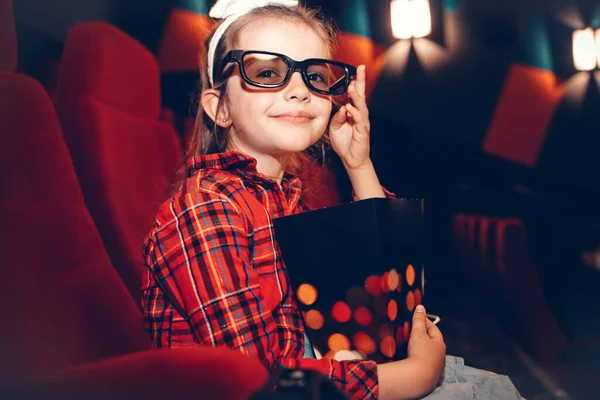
top-left (452, 214), bottom-right (569, 363)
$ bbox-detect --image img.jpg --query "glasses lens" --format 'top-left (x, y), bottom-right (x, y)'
top-left (306, 62), bottom-right (348, 95)
top-left (242, 53), bottom-right (289, 86)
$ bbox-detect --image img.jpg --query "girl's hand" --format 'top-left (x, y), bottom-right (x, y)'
top-left (377, 305), bottom-right (446, 400)
top-left (329, 65), bottom-right (371, 171)
top-left (407, 305), bottom-right (447, 393)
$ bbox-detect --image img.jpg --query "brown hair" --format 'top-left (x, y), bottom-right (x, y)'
top-left (183, 4), bottom-right (340, 181)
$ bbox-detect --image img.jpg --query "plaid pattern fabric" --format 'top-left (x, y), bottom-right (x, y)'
top-left (142, 151), bottom-right (380, 398)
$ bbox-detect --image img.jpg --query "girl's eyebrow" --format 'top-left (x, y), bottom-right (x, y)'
top-left (245, 58), bottom-right (279, 66)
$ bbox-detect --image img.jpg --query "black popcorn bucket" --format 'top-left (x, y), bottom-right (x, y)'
top-left (274, 198), bottom-right (425, 362)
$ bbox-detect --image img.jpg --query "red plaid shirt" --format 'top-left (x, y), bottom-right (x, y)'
top-left (142, 151), bottom-right (379, 398)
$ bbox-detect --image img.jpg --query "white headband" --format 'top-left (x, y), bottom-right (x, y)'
top-left (207, 0), bottom-right (299, 87)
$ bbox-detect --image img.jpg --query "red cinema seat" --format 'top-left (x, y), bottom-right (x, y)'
top-left (55, 22), bottom-right (183, 299)
top-left (465, 215), bottom-right (479, 248)
top-left (495, 218), bottom-right (568, 362)
top-left (478, 217), bottom-right (515, 326)
top-left (478, 217), bottom-right (500, 292)
top-left (463, 215), bottom-right (483, 276)
top-left (0, 70), bottom-right (266, 400)
top-left (2, 347), bottom-right (267, 400)
top-left (0, 72), bottom-right (149, 383)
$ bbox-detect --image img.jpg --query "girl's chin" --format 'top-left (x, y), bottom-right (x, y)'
top-left (273, 139), bottom-right (319, 154)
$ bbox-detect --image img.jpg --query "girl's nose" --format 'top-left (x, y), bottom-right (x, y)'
top-left (284, 71), bottom-right (310, 102)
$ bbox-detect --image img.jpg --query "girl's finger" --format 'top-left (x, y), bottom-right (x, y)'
top-left (348, 83), bottom-right (367, 110)
top-left (426, 317), bottom-right (434, 329)
top-left (426, 323), bottom-right (444, 342)
top-left (355, 65), bottom-right (366, 98)
top-left (345, 103), bottom-right (368, 135)
top-left (329, 105), bottom-right (347, 130)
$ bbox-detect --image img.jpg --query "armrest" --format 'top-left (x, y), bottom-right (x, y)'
top-left (2, 347), bottom-right (268, 400)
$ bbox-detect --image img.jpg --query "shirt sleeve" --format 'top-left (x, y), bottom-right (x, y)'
top-left (144, 189), bottom-right (379, 399)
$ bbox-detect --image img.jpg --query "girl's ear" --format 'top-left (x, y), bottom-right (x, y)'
top-left (201, 89), bottom-right (232, 128)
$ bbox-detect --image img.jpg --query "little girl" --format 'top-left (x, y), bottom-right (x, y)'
top-left (142, 1), bottom-right (523, 399)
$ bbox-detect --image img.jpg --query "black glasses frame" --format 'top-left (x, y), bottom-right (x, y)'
top-left (219, 50), bottom-right (357, 96)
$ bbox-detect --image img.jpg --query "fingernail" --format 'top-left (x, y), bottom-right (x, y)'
top-left (416, 305), bottom-right (425, 313)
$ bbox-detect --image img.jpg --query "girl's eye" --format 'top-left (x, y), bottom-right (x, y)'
top-left (307, 72), bottom-right (326, 83)
top-left (256, 69), bottom-right (280, 78)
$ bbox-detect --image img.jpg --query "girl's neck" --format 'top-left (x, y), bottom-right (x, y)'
top-left (227, 144), bottom-right (290, 186)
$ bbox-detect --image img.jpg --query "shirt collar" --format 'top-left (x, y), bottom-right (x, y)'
top-left (186, 150), bottom-right (256, 176)
top-left (186, 150), bottom-right (303, 194)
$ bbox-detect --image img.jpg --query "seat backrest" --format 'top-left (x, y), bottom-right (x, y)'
top-left (478, 217), bottom-right (497, 263)
top-left (0, 0), bottom-right (17, 72)
top-left (0, 72), bottom-right (149, 384)
top-left (55, 22), bottom-right (183, 299)
top-left (465, 215), bottom-right (479, 248)
top-left (495, 218), bottom-right (529, 274)
top-left (494, 217), bottom-right (568, 361)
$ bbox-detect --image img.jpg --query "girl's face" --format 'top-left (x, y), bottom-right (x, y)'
top-left (222, 19), bottom-right (332, 159)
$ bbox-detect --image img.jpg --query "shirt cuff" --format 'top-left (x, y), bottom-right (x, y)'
top-left (352, 186), bottom-right (396, 202)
